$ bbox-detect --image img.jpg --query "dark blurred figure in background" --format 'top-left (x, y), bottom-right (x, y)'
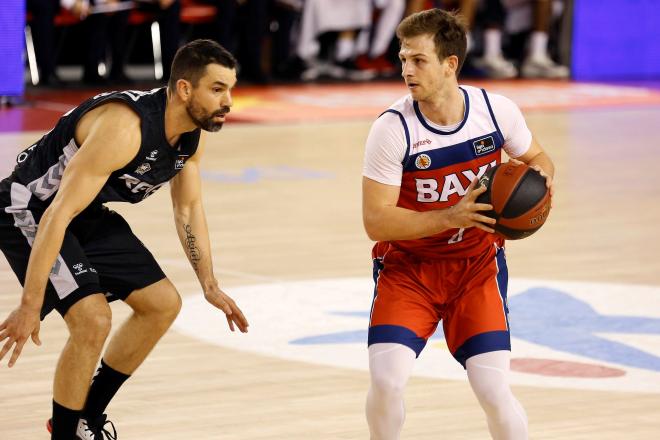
top-left (26, 0), bottom-right (59, 86)
top-left (83, 0), bottom-right (181, 84)
top-left (511, 0), bottom-right (569, 78)
top-left (26, 0), bottom-right (89, 86)
top-left (354, 0), bottom-right (405, 77)
top-left (208, 0), bottom-right (269, 83)
top-left (296, 0), bottom-right (374, 81)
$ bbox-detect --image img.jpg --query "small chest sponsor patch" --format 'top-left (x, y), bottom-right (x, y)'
top-left (175, 155), bottom-right (189, 170)
top-left (135, 163), bottom-right (151, 175)
top-left (473, 136), bottom-right (496, 156)
top-left (415, 154), bottom-right (432, 170)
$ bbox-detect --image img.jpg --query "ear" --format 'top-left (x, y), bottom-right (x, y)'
top-left (445, 55), bottom-right (459, 78)
top-left (176, 79), bottom-right (192, 102)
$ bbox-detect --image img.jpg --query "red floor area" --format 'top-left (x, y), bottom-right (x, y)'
top-left (3, 79), bottom-right (660, 133)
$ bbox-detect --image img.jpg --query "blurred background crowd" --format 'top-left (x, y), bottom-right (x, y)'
top-left (25, 0), bottom-right (571, 88)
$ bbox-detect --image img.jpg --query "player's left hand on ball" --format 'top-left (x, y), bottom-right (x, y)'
top-left (204, 287), bottom-right (249, 333)
top-left (508, 159), bottom-right (554, 200)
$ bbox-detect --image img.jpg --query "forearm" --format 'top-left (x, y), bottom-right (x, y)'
top-left (174, 202), bottom-right (216, 288)
top-left (21, 207), bottom-right (71, 310)
top-left (364, 205), bottom-right (452, 241)
top-left (525, 151), bottom-right (554, 178)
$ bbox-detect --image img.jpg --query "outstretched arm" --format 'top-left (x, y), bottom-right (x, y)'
top-left (0, 103), bottom-right (141, 367)
top-left (170, 133), bottom-right (248, 333)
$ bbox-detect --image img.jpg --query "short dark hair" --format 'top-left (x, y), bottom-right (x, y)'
top-left (168, 39), bottom-right (237, 90)
top-left (396, 9), bottom-right (467, 77)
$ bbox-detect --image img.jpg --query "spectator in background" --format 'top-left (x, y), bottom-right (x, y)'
top-left (509, 0), bottom-right (569, 78)
top-left (82, 0), bottom-right (181, 85)
top-left (442, 0), bottom-right (519, 79)
top-left (208, 0), bottom-right (271, 83)
top-left (26, 0), bottom-right (91, 86)
top-left (269, 0), bottom-right (304, 81)
top-left (296, 0), bottom-right (374, 81)
top-left (134, 0), bottom-right (182, 82)
top-left (355, 0), bottom-right (406, 77)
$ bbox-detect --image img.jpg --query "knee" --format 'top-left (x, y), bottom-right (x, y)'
top-left (161, 289), bottom-right (182, 322)
top-left (474, 383), bottom-right (513, 416)
top-left (66, 297), bottom-right (112, 349)
top-left (370, 373), bottom-right (407, 399)
top-left (131, 281), bottom-right (182, 325)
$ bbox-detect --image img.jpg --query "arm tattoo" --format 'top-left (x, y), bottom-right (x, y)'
top-left (183, 224), bottom-right (201, 272)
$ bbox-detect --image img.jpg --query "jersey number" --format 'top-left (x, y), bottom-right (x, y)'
top-left (448, 228), bottom-right (465, 244)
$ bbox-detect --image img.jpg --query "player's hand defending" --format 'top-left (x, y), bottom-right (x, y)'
top-left (445, 178), bottom-right (496, 233)
top-left (204, 285), bottom-right (249, 333)
top-left (0, 305), bottom-right (42, 367)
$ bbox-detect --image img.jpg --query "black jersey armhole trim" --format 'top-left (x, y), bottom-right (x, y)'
top-left (74, 95), bottom-right (146, 172)
top-left (379, 109), bottom-right (411, 166)
top-left (412, 87), bottom-right (470, 135)
top-left (481, 88), bottom-right (504, 147)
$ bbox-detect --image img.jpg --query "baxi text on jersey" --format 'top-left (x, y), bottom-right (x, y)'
top-left (415, 161), bottom-right (497, 202)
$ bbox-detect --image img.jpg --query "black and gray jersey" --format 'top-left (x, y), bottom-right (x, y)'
top-left (0, 87), bottom-right (200, 210)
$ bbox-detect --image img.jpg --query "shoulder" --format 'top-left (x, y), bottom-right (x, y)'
top-left (75, 101), bottom-right (142, 164)
top-left (479, 89), bottom-right (522, 117)
top-left (80, 101), bottom-right (141, 139)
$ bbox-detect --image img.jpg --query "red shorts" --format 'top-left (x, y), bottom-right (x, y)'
top-left (368, 242), bottom-right (510, 368)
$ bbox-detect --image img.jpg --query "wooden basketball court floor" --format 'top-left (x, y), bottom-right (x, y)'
top-left (1, 80), bottom-right (659, 438)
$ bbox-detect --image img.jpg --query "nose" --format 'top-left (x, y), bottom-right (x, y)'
top-left (401, 61), bottom-right (413, 78)
top-left (223, 90), bottom-right (233, 108)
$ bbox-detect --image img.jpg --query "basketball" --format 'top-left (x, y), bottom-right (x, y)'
top-left (475, 162), bottom-right (551, 240)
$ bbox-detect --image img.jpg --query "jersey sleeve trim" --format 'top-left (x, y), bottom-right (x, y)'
top-left (481, 89), bottom-right (504, 147)
top-left (380, 109), bottom-right (411, 166)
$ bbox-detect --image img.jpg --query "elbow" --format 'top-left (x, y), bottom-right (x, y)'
top-left (173, 202), bottom-right (199, 225)
top-left (42, 203), bottom-right (77, 229)
top-left (363, 215), bottom-right (386, 242)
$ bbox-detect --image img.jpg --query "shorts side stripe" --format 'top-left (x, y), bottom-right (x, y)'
top-left (494, 245), bottom-right (509, 330)
top-left (6, 182), bottom-right (79, 298)
top-left (369, 257), bottom-right (384, 325)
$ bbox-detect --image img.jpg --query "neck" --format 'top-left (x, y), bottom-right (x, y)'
top-left (417, 84), bottom-right (464, 126)
top-left (164, 89), bottom-right (197, 147)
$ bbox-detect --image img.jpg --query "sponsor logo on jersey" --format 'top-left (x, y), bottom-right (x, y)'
top-left (473, 136), bottom-right (496, 156)
top-left (175, 155), bottom-right (189, 170)
top-left (413, 138), bottom-right (432, 149)
top-left (415, 154), bottom-right (432, 170)
top-left (135, 163), bottom-right (151, 175)
top-left (146, 150), bottom-right (159, 161)
top-left (416, 161), bottom-right (497, 202)
top-left (118, 174), bottom-right (165, 199)
top-left (72, 263), bottom-right (88, 275)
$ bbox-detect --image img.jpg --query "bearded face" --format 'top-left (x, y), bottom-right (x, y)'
top-left (185, 95), bottom-right (230, 132)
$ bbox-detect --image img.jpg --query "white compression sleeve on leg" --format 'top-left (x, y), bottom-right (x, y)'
top-left (366, 343), bottom-right (416, 440)
top-left (466, 351), bottom-right (528, 440)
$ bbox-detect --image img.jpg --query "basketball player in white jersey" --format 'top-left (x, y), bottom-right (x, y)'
top-left (362, 9), bottom-right (554, 439)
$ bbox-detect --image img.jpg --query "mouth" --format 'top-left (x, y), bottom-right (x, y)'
top-left (407, 82), bottom-right (419, 90)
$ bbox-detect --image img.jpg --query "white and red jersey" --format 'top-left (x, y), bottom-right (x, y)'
top-left (363, 85), bottom-right (532, 259)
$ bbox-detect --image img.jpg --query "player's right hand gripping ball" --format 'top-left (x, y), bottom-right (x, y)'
top-left (475, 162), bottom-right (551, 240)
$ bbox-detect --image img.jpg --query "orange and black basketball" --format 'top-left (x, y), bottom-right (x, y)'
top-left (476, 162), bottom-right (551, 240)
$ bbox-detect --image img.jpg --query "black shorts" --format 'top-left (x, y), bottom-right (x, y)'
top-left (0, 189), bottom-right (166, 320)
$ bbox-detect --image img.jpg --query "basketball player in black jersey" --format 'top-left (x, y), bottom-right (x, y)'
top-left (0, 39), bottom-right (249, 439)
